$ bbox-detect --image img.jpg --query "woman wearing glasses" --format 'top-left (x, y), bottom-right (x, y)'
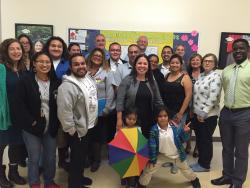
top-left (13, 52), bottom-right (61, 188)
top-left (190, 53), bottom-right (222, 172)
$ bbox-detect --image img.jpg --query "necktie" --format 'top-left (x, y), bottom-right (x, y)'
top-left (226, 65), bottom-right (240, 108)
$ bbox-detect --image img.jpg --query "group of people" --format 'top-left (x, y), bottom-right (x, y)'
top-left (0, 32), bottom-right (249, 188)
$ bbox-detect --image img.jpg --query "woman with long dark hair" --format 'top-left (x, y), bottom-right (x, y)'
top-left (116, 54), bottom-right (163, 138)
top-left (13, 51), bottom-right (61, 187)
top-left (0, 38), bottom-right (27, 188)
top-left (161, 54), bottom-right (192, 128)
top-left (17, 34), bottom-right (34, 71)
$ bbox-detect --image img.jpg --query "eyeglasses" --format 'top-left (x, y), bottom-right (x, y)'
top-left (110, 49), bottom-right (121, 52)
top-left (36, 61), bottom-right (51, 65)
top-left (203, 60), bottom-right (214, 63)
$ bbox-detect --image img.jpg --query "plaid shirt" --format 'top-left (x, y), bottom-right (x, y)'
top-left (148, 123), bottom-right (189, 164)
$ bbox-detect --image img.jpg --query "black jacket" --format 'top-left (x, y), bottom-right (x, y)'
top-left (12, 73), bottom-right (61, 137)
top-left (152, 68), bottom-right (165, 99)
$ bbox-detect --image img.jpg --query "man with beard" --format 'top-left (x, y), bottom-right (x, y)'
top-left (211, 39), bottom-right (250, 188)
top-left (57, 54), bottom-right (98, 188)
top-left (159, 45), bottom-right (173, 77)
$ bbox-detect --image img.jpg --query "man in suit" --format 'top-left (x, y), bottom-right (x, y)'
top-left (108, 42), bottom-right (126, 72)
top-left (112, 44), bottom-right (140, 87)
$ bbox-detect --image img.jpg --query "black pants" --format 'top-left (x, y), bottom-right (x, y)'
top-left (88, 116), bottom-right (107, 164)
top-left (219, 107), bottom-right (250, 187)
top-left (0, 144), bottom-right (22, 164)
top-left (106, 112), bottom-right (117, 143)
top-left (68, 133), bottom-right (88, 188)
top-left (193, 115), bottom-right (218, 169)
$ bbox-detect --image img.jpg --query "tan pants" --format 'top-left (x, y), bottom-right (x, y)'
top-left (139, 154), bottom-right (197, 186)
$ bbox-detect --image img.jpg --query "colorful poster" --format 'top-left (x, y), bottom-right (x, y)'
top-left (68, 29), bottom-right (199, 63)
top-left (173, 31), bottom-right (199, 63)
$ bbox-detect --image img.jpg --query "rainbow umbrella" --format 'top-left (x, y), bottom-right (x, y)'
top-left (108, 127), bottom-right (149, 178)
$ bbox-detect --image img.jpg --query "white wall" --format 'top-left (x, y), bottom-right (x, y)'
top-left (1, 0), bottom-right (250, 55)
top-left (1, 0), bottom-right (250, 137)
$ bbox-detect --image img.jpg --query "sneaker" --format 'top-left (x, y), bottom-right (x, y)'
top-left (190, 163), bottom-right (209, 172)
top-left (189, 163), bottom-right (196, 168)
top-left (81, 176), bottom-right (92, 186)
top-left (170, 163), bottom-right (178, 174)
top-left (191, 178), bottom-right (201, 188)
top-left (44, 182), bottom-right (60, 188)
top-left (161, 162), bottom-right (172, 167)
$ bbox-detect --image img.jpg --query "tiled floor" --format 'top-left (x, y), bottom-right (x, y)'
top-left (3, 142), bottom-right (250, 188)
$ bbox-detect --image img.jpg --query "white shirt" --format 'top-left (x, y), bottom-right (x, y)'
top-left (160, 64), bottom-right (170, 77)
top-left (110, 59), bottom-right (123, 72)
top-left (80, 75), bottom-right (98, 129)
top-left (36, 77), bottom-right (50, 133)
top-left (158, 124), bottom-right (179, 159)
top-left (193, 71), bottom-right (221, 118)
top-left (53, 59), bottom-right (60, 70)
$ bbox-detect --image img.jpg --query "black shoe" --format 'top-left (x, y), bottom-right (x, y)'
top-left (191, 178), bottom-right (201, 188)
top-left (211, 176), bottom-right (232, 185)
top-left (81, 176), bottom-right (92, 186)
top-left (121, 178), bottom-right (127, 186)
top-left (8, 164), bottom-right (26, 185)
top-left (0, 165), bottom-right (13, 188)
top-left (18, 160), bottom-right (27, 168)
top-left (58, 161), bottom-right (69, 172)
top-left (90, 162), bottom-right (100, 172)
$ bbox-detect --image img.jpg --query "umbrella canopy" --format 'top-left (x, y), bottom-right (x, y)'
top-left (108, 127), bottom-right (149, 178)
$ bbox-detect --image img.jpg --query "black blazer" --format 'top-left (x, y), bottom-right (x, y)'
top-left (12, 73), bottom-right (61, 137)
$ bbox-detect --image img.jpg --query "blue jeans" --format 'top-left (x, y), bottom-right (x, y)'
top-left (22, 130), bottom-right (56, 186)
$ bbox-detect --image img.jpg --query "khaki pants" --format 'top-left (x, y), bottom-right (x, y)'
top-left (139, 154), bottom-right (197, 186)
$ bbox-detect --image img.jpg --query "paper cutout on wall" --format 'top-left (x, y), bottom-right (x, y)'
top-left (68, 29), bottom-right (199, 63)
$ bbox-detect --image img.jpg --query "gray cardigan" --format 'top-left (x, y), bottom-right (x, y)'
top-left (91, 67), bottom-right (115, 115)
top-left (116, 75), bottom-right (164, 112)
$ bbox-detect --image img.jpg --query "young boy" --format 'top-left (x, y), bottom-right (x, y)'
top-left (139, 106), bottom-right (201, 188)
